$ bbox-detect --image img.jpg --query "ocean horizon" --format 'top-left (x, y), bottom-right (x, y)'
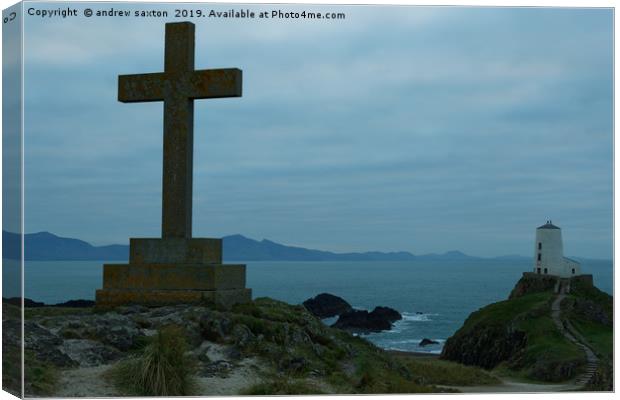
top-left (3, 258), bottom-right (613, 354)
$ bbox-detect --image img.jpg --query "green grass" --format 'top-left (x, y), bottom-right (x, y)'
top-left (2, 345), bottom-right (22, 396)
top-left (2, 303), bottom-right (21, 319)
top-left (518, 315), bottom-right (584, 367)
top-left (395, 356), bottom-right (500, 386)
top-left (107, 325), bottom-right (196, 396)
top-left (570, 318), bottom-right (613, 358)
top-left (570, 280), bottom-right (613, 318)
top-left (462, 291), bottom-right (553, 329)
top-left (24, 351), bottom-right (59, 396)
top-left (241, 377), bottom-right (325, 395)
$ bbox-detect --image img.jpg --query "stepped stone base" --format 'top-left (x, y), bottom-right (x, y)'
top-left (130, 237), bottom-right (222, 264)
top-left (96, 287), bottom-right (252, 308)
top-left (95, 237), bottom-right (251, 309)
top-left (102, 263), bottom-right (246, 291)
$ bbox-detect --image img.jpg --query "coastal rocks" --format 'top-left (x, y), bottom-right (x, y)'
top-left (440, 324), bottom-right (527, 369)
top-left (303, 293), bottom-right (353, 318)
top-left (419, 338), bottom-right (439, 347)
top-left (303, 293), bottom-right (403, 334)
top-left (372, 306), bottom-right (403, 323)
top-left (332, 306), bottom-right (402, 334)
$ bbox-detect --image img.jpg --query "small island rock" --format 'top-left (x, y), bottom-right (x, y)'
top-left (332, 306), bottom-right (402, 333)
top-left (419, 338), bottom-right (439, 347)
top-left (302, 293), bottom-right (353, 319)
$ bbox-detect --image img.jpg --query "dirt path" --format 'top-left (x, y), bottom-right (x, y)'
top-left (55, 364), bottom-right (120, 397)
top-left (447, 377), bottom-right (580, 393)
top-left (54, 357), bottom-right (266, 397)
top-left (551, 289), bottom-right (599, 387)
top-left (194, 357), bottom-right (265, 395)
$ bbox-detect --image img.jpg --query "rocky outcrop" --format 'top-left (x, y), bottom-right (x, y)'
top-left (571, 298), bottom-right (611, 326)
top-left (508, 273), bottom-right (557, 299)
top-left (441, 323), bottom-right (527, 369)
top-left (302, 293), bottom-right (352, 318)
top-left (528, 357), bottom-right (583, 382)
top-left (3, 319), bottom-right (77, 367)
top-left (332, 306), bottom-right (402, 334)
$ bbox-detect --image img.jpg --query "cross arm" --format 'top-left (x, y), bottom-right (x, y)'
top-left (189, 68), bottom-right (242, 99)
top-left (118, 73), bottom-right (166, 103)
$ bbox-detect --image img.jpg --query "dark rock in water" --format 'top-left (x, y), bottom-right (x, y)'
top-left (332, 306), bottom-right (402, 333)
top-left (3, 297), bottom-right (45, 308)
top-left (372, 306), bottom-right (402, 323)
top-left (419, 338), bottom-right (439, 347)
top-left (303, 293), bottom-right (353, 318)
top-left (53, 299), bottom-right (95, 308)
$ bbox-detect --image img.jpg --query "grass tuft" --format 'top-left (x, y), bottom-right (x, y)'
top-left (107, 325), bottom-right (196, 396)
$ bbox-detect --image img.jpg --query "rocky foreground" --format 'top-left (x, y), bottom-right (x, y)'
top-left (3, 297), bottom-right (471, 396)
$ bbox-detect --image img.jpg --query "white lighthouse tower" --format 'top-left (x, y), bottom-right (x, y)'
top-left (533, 221), bottom-right (581, 278)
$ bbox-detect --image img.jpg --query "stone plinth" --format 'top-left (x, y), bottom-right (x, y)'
top-left (130, 238), bottom-right (222, 264)
top-left (101, 264), bottom-right (246, 290)
top-left (96, 237), bottom-right (251, 308)
top-left (96, 288), bottom-right (251, 309)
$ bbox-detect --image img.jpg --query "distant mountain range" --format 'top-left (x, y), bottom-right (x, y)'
top-left (4, 230), bottom-right (598, 263)
top-left (3, 231), bottom-right (128, 261)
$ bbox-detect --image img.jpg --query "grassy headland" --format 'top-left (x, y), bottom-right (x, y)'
top-left (440, 274), bottom-right (612, 390)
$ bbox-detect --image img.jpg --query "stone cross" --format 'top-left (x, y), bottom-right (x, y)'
top-left (118, 22), bottom-right (242, 239)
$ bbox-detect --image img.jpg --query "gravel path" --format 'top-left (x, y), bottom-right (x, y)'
top-left (447, 378), bottom-right (581, 393)
top-left (55, 364), bottom-right (120, 397)
top-left (551, 285), bottom-right (599, 387)
top-left (54, 357), bottom-right (266, 397)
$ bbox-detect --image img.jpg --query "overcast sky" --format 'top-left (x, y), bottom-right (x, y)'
top-left (20, 3), bottom-right (612, 258)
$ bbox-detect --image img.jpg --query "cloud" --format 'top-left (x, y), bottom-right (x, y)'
top-left (21, 5), bottom-right (613, 258)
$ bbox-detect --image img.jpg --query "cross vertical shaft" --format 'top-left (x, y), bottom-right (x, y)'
top-left (117, 21), bottom-right (242, 240)
top-left (162, 23), bottom-right (195, 239)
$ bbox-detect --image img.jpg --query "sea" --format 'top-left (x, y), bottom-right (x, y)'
top-left (3, 258), bottom-right (613, 354)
